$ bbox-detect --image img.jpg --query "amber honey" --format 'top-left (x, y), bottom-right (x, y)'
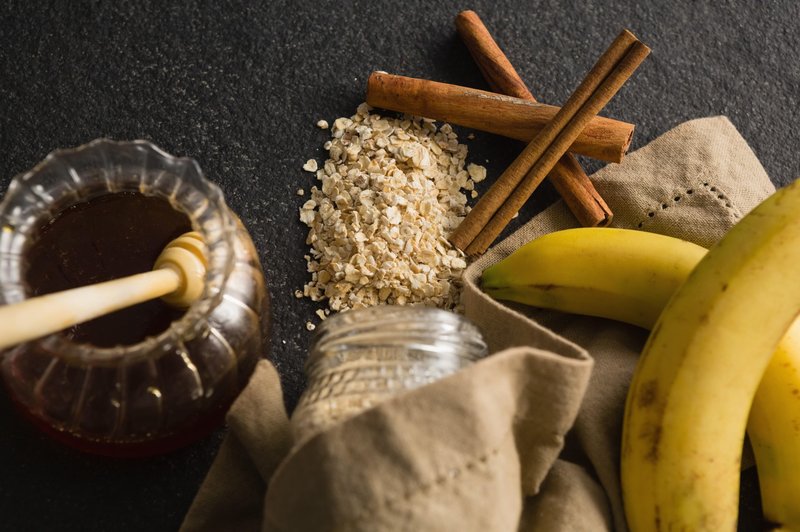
top-left (26, 191), bottom-right (192, 347)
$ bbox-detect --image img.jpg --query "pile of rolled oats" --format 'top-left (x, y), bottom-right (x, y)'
top-left (298, 103), bottom-right (486, 316)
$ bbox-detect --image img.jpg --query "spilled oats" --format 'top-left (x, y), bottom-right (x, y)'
top-left (299, 103), bottom-right (486, 314)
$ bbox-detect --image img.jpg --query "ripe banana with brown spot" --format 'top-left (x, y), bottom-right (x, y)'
top-left (481, 180), bottom-right (800, 530)
top-left (481, 228), bottom-right (707, 329)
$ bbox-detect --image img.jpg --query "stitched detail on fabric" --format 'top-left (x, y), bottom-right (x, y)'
top-left (342, 435), bottom-right (509, 527)
top-left (635, 178), bottom-right (742, 229)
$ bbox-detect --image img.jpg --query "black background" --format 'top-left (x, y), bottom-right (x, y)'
top-left (1, 1), bottom-right (796, 530)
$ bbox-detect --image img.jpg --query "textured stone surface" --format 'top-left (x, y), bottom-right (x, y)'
top-left (1, 0), bottom-right (795, 529)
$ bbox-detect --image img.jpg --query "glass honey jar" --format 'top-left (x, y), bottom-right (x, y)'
top-left (0, 139), bottom-right (270, 456)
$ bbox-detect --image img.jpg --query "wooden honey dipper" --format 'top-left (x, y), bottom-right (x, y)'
top-left (0, 232), bottom-right (207, 350)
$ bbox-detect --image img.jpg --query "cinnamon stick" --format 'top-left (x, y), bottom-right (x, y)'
top-left (366, 72), bottom-right (633, 164)
top-left (450, 30), bottom-right (650, 255)
top-left (455, 9), bottom-right (613, 227)
top-left (455, 10), bottom-right (535, 100)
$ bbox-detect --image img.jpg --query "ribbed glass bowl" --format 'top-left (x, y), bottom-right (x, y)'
top-left (0, 139), bottom-right (270, 456)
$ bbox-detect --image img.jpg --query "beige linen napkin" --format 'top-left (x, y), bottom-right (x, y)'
top-left (182, 116), bottom-right (774, 532)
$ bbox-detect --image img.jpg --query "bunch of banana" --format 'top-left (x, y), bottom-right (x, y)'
top-left (481, 179), bottom-right (800, 531)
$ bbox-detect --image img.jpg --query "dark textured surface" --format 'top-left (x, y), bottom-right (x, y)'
top-left (0, 0), bottom-right (795, 530)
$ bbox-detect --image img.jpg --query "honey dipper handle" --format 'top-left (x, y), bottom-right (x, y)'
top-left (0, 268), bottom-right (180, 351)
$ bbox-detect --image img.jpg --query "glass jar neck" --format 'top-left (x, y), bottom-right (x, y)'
top-left (0, 139), bottom-right (237, 363)
top-left (306, 306), bottom-right (488, 377)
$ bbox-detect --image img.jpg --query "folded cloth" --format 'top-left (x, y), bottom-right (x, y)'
top-left (181, 116), bottom-right (774, 532)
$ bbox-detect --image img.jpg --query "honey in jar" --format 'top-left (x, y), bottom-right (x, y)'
top-left (0, 140), bottom-right (270, 457)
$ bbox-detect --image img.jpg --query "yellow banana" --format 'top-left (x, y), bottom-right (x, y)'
top-left (747, 319), bottom-right (800, 531)
top-left (481, 180), bottom-right (800, 530)
top-left (481, 228), bottom-right (707, 329)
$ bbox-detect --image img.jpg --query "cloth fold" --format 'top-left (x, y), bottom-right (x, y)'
top-left (264, 346), bottom-right (591, 531)
top-left (181, 116), bottom-right (774, 532)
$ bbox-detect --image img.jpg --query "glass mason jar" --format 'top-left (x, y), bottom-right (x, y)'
top-left (291, 306), bottom-right (487, 443)
top-left (0, 139), bottom-right (269, 457)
